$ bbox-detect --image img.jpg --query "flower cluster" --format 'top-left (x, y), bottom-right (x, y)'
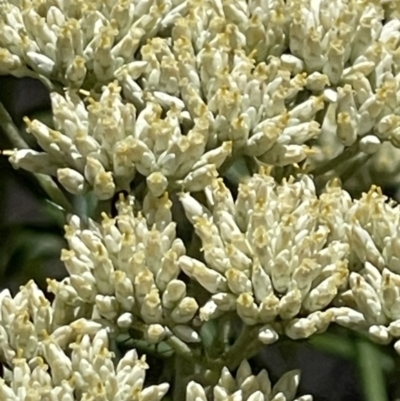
top-left (3, 0), bottom-right (400, 399)
top-left (47, 192), bottom-right (203, 343)
top-left (187, 360), bottom-right (312, 401)
top-left (318, 184), bottom-right (400, 349)
top-left (0, 0), bottom-right (188, 89)
top-left (0, 328), bottom-right (169, 401)
top-left (8, 82), bottom-right (232, 198)
top-left (179, 170), bottom-right (349, 342)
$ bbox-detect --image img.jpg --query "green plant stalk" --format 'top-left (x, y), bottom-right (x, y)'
top-left (0, 101), bottom-right (73, 213)
top-left (356, 338), bottom-right (388, 401)
top-left (222, 325), bottom-right (257, 370)
top-left (310, 139), bottom-right (360, 177)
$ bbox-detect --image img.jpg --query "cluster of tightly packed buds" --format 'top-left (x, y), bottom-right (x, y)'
top-left (2, 0), bottom-right (400, 400)
top-left (0, 282), bottom-right (312, 400)
top-left (4, 0), bottom-right (400, 195)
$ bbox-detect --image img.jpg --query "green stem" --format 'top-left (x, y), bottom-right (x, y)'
top-left (310, 140), bottom-right (360, 177)
top-left (355, 338), bottom-right (388, 401)
top-left (338, 154), bottom-right (372, 184)
top-left (0, 102), bottom-right (28, 149)
top-left (223, 325), bottom-right (257, 370)
top-left (0, 101), bottom-right (73, 213)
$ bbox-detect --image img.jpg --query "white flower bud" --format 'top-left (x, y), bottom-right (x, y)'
top-left (70, 318), bottom-right (102, 336)
top-left (172, 325), bottom-right (201, 343)
top-left (279, 287), bottom-right (302, 320)
top-left (113, 271), bottom-right (135, 311)
top-left (212, 293), bottom-right (237, 312)
top-left (258, 324), bottom-right (279, 345)
top-left (225, 269), bottom-right (252, 295)
top-left (332, 307), bottom-right (367, 330)
top-left (146, 172), bottom-right (168, 197)
top-left (180, 164), bottom-right (218, 192)
top-left (93, 171), bottom-right (116, 200)
top-left (57, 168), bottom-right (87, 195)
top-left (95, 295), bottom-right (119, 320)
top-left (66, 55), bottom-right (86, 87)
top-left (117, 312), bottom-right (134, 329)
top-left (26, 51), bottom-right (55, 75)
top-left (236, 293), bottom-right (258, 325)
top-left (162, 279), bottom-right (186, 309)
top-left (368, 325), bottom-right (391, 344)
top-left (7, 149), bottom-right (59, 174)
top-left (170, 297), bottom-right (198, 324)
top-left (350, 272), bottom-right (384, 324)
top-left (192, 141), bottom-right (232, 170)
top-left (186, 381), bottom-right (207, 401)
top-left (359, 135), bottom-right (381, 154)
top-left (145, 324), bottom-right (166, 344)
top-left (179, 256), bottom-right (228, 293)
top-left (141, 289), bottom-right (162, 324)
top-left (39, 340), bottom-right (72, 384)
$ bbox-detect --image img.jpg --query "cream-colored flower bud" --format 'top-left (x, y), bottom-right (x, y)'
top-left (84, 156), bottom-right (105, 186)
top-left (349, 225), bottom-right (385, 269)
top-left (95, 295), bottom-right (119, 320)
top-left (306, 72), bottom-right (330, 92)
top-left (192, 141), bottom-right (232, 170)
top-left (258, 324), bottom-right (279, 345)
top-left (332, 307), bottom-right (367, 330)
top-left (145, 324), bottom-right (166, 344)
top-left (251, 260), bottom-right (273, 302)
top-left (0, 48), bottom-right (26, 77)
top-left (179, 256), bottom-right (228, 293)
top-left (66, 55), bottom-right (86, 87)
top-left (260, 144), bottom-right (310, 166)
top-left (161, 279), bottom-right (186, 309)
top-left (336, 111), bottom-right (358, 146)
top-left (93, 171), bottom-right (116, 200)
top-left (283, 121), bottom-right (320, 144)
top-left (381, 268), bottom-right (400, 320)
top-left (51, 325), bottom-right (74, 349)
top-left (179, 192), bottom-right (211, 224)
top-left (172, 325), bottom-right (201, 343)
top-left (135, 270), bottom-right (155, 303)
top-left (180, 164), bottom-right (218, 192)
top-left (7, 149), bottom-right (59, 175)
top-left (57, 168), bottom-right (87, 195)
top-left (279, 286), bottom-right (302, 320)
top-left (141, 289), bottom-right (162, 324)
top-left (69, 272), bottom-right (96, 302)
top-left (170, 297), bottom-right (198, 324)
top-left (39, 340), bottom-right (72, 384)
top-left (245, 126), bottom-right (280, 157)
top-left (226, 269), bottom-right (252, 295)
top-left (302, 273), bottom-right (344, 312)
top-left (117, 312), bottom-right (134, 329)
top-left (369, 325), bottom-right (391, 344)
top-left (212, 292), bottom-right (237, 312)
top-left (26, 51), bottom-right (55, 75)
top-left (146, 172), bottom-right (168, 197)
top-left (199, 300), bottom-right (221, 321)
top-left (113, 270), bottom-right (135, 311)
top-left (70, 318), bottom-right (102, 336)
top-left (350, 272), bottom-right (384, 324)
top-left (285, 317), bottom-right (317, 340)
top-left (389, 319), bottom-right (400, 337)
top-left (186, 381), bottom-right (207, 401)
top-left (359, 135), bottom-right (381, 154)
top-left (236, 293), bottom-right (258, 325)
top-left (258, 294), bottom-right (280, 323)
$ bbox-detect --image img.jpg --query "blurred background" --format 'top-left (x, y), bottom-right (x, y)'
top-left (0, 75), bottom-right (398, 401)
